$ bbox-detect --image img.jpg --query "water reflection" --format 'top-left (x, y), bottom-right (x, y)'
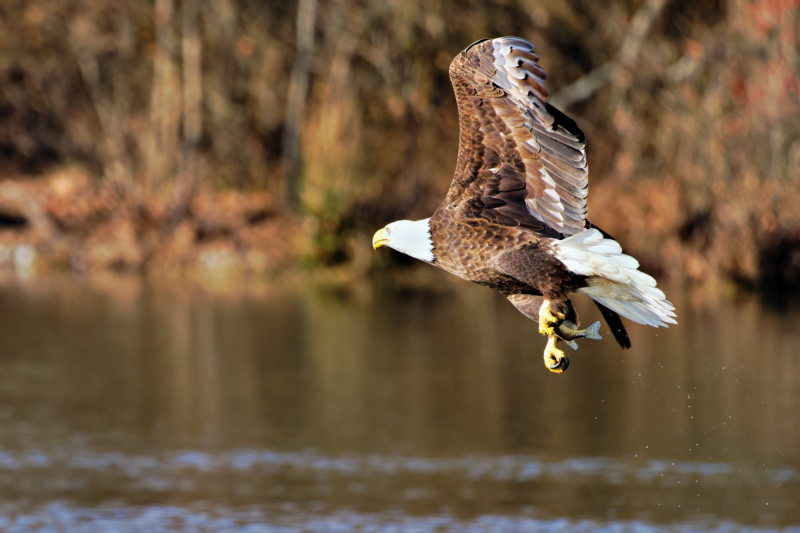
top-left (0, 274), bottom-right (798, 530)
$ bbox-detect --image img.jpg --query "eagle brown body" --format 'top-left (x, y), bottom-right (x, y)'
top-left (429, 215), bottom-right (585, 314)
top-left (373, 37), bottom-right (676, 372)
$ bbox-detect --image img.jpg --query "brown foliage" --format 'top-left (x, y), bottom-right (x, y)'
top-left (588, 0), bottom-right (800, 297)
top-left (0, 0), bottom-right (798, 293)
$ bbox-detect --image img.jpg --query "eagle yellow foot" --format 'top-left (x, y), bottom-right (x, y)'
top-left (538, 299), bottom-right (566, 337)
top-left (543, 335), bottom-right (569, 373)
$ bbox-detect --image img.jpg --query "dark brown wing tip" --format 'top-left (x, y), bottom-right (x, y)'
top-left (465, 38), bottom-right (490, 52)
top-left (594, 301), bottom-right (632, 351)
top-left (545, 104), bottom-right (585, 144)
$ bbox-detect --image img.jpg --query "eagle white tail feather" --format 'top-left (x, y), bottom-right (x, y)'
top-left (552, 229), bottom-right (677, 328)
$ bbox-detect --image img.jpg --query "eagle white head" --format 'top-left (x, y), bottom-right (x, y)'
top-left (372, 218), bottom-right (435, 263)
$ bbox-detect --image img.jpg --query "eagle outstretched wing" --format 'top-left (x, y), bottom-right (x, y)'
top-left (374, 36), bottom-right (675, 366)
top-left (443, 37), bottom-right (588, 236)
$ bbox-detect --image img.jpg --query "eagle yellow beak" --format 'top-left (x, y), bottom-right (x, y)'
top-left (372, 228), bottom-right (389, 249)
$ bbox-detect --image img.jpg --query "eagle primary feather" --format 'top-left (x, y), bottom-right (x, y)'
top-left (373, 37), bottom-right (676, 373)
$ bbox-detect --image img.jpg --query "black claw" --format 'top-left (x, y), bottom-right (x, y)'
top-left (548, 356), bottom-right (569, 371)
top-left (561, 357), bottom-right (569, 371)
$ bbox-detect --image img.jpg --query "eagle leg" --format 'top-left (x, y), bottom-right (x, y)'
top-left (543, 335), bottom-right (569, 373)
top-left (538, 298), bottom-right (566, 336)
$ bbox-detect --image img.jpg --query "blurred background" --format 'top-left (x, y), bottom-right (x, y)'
top-left (0, 0), bottom-right (799, 531)
top-left (0, 0), bottom-right (798, 294)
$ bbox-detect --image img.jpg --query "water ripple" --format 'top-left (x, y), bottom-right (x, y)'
top-left (0, 446), bottom-right (794, 488)
top-left (0, 503), bottom-right (797, 533)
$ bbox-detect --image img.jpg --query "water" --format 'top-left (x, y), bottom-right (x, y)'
top-left (0, 274), bottom-right (798, 531)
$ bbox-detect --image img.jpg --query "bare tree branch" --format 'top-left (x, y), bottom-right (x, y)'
top-left (551, 0), bottom-right (668, 109)
top-left (617, 0), bottom-right (668, 68)
top-left (168, 0), bottom-right (203, 227)
top-left (283, 0), bottom-right (319, 209)
top-left (146, 0), bottom-right (181, 191)
top-left (69, 23), bottom-right (135, 194)
top-left (549, 64), bottom-right (613, 109)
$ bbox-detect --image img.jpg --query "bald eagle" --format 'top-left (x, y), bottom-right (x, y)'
top-left (372, 37), bottom-right (676, 373)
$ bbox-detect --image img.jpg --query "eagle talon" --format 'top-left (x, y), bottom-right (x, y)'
top-left (543, 335), bottom-right (569, 373)
top-left (538, 299), bottom-right (566, 337)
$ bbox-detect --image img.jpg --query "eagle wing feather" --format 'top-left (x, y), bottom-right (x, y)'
top-left (443, 37), bottom-right (589, 235)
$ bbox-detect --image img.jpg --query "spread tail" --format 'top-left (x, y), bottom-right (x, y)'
top-left (552, 229), bottom-right (677, 328)
top-left (594, 301), bottom-right (632, 350)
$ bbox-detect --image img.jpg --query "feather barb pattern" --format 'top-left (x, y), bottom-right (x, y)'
top-left (552, 229), bottom-right (677, 327)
